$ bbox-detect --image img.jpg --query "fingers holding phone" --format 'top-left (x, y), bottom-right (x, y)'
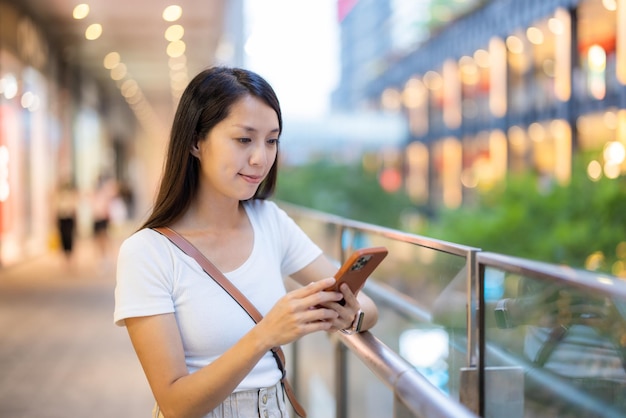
top-left (334, 283), bottom-right (362, 331)
top-left (294, 247), bottom-right (387, 334)
top-left (259, 278), bottom-right (343, 346)
top-left (313, 280), bottom-right (359, 332)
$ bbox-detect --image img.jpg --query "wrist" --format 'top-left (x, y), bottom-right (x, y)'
top-left (249, 323), bottom-right (277, 353)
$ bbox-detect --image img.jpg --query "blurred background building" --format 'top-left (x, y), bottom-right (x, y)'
top-left (0, 0), bottom-right (624, 267)
top-left (334, 0), bottom-right (625, 210)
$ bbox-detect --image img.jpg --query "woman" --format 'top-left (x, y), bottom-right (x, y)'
top-left (114, 67), bottom-right (378, 418)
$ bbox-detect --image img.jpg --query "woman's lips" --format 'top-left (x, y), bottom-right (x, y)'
top-left (240, 174), bottom-right (263, 184)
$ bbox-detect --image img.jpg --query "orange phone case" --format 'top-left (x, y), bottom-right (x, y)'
top-left (328, 247), bottom-right (388, 298)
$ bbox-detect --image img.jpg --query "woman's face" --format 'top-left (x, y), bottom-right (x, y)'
top-left (192, 94), bottom-right (279, 201)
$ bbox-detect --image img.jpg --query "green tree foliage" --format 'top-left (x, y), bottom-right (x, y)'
top-left (424, 157), bottom-right (626, 274)
top-left (275, 160), bottom-right (413, 229)
top-left (275, 156), bottom-right (626, 275)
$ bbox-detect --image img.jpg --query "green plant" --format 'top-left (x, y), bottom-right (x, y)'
top-left (424, 158), bottom-right (626, 274)
top-left (275, 160), bottom-right (414, 229)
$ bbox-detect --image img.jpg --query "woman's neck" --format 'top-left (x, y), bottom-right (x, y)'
top-left (175, 198), bottom-right (245, 234)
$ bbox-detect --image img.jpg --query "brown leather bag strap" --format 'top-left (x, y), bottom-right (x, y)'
top-left (152, 226), bottom-right (307, 418)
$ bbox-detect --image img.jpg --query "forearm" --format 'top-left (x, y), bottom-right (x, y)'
top-left (157, 326), bottom-right (272, 418)
top-left (153, 279), bottom-right (341, 418)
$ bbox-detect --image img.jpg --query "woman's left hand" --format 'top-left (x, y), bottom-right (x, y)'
top-left (290, 254), bottom-right (379, 333)
top-left (321, 283), bottom-right (361, 332)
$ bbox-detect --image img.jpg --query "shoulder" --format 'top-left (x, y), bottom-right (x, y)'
top-left (117, 228), bottom-right (182, 284)
top-left (118, 228), bottom-right (172, 260)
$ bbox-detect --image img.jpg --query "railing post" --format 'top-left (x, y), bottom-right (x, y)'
top-left (459, 250), bottom-right (481, 414)
top-left (335, 338), bottom-right (348, 418)
top-left (466, 249), bottom-right (479, 368)
top-left (477, 260), bottom-right (486, 417)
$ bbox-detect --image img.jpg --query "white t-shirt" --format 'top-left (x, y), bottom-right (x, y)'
top-left (114, 200), bottom-right (322, 392)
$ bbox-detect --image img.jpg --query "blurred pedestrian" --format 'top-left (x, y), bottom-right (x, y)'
top-left (54, 179), bottom-right (78, 269)
top-left (117, 180), bottom-right (135, 220)
top-left (91, 173), bottom-right (118, 268)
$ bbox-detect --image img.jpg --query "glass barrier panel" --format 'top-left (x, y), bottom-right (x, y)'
top-left (483, 269), bottom-right (626, 418)
top-left (291, 332), bottom-right (337, 417)
top-left (348, 232), bottom-right (467, 399)
top-left (291, 333), bottom-right (397, 418)
top-left (346, 348), bottom-right (394, 418)
top-left (342, 228), bottom-right (469, 401)
top-left (285, 207), bottom-right (474, 403)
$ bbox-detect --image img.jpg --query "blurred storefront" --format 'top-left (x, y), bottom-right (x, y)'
top-left (335, 0), bottom-right (626, 209)
top-left (0, 1), bottom-right (132, 266)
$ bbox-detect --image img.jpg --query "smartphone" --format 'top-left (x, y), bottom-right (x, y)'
top-left (327, 247), bottom-right (388, 305)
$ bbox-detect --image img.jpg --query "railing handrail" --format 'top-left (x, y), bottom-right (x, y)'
top-left (338, 331), bottom-right (477, 418)
top-left (281, 202), bottom-right (626, 417)
top-left (477, 251), bottom-right (626, 299)
top-left (282, 202), bottom-right (481, 417)
top-left (279, 201), bottom-right (480, 256)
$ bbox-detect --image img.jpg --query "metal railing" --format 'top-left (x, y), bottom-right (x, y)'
top-left (282, 203), bottom-right (479, 418)
top-left (335, 331), bottom-right (476, 418)
top-left (281, 202), bottom-right (626, 418)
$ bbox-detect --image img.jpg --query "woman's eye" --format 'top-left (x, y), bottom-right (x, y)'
top-left (237, 138), bottom-right (252, 143)
top-left (267, 138), bottom-right (279, 145)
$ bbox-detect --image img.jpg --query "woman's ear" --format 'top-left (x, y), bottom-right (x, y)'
top-left (190, 140), bottom-right (201, 158)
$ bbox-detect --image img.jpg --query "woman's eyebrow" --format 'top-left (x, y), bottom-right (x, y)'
top-left (233, 124), bottom-right (280, 134)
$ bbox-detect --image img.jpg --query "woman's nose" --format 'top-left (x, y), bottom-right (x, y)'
top-left (249, 143), bottom-right (268, 166)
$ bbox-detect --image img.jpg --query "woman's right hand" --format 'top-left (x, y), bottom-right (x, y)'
top-left (255, 277), bottom-right (343, 348)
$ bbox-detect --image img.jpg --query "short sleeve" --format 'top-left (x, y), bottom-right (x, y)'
top-left (263, 201), bottom-right (323, 276)
top-left (113, 229), bottom-right (176, 326)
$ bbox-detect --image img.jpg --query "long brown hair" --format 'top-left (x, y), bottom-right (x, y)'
top-left (141, 67), bottom-right (282, 230)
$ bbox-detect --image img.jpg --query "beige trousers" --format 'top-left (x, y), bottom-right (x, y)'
top-left (152, 382), bottom-right (288, 418)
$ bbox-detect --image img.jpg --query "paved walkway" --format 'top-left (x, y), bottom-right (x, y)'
top-left (0, 229), bottom-right (154, 417)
